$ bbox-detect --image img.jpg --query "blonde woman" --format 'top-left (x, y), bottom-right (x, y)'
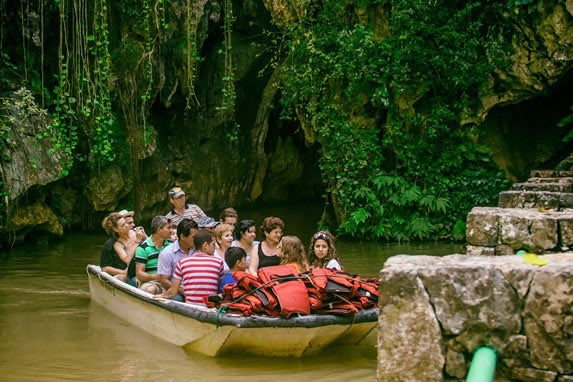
top-left (213, 223), bottom-right (234, 272)
top-left (100, 212), bottom-right (139, 284)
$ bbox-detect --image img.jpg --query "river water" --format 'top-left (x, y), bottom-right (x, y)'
top-left (0, 203), bottom-right (464, 381)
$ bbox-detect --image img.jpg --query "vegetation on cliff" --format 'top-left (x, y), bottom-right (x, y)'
top-left (0, 0), bottom-right (569, 243)
top-left (277, 0), bottom-right (525, 240)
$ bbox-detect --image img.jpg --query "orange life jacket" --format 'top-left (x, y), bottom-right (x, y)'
top-left (257, 265), bottom-right (310, 318)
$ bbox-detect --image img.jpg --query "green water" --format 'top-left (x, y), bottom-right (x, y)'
top-left (0, 204), bottom-right (464, 381)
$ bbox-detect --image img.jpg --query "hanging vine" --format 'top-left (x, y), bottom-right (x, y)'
top-left (218, 0), bottom-right (238, 142)
top-left (46, 0), bottom-right (116, 173)
top-left (185, 0), bottom-right (200, 108)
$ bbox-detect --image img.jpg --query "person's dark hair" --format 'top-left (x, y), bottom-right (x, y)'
top-left (150, 215), bottom-right (171, 234)
top-left (260, 216), bottom-right (284, 236)
top-left (177, 218), bottom-right (198, 239)
top-left (194, 229), bottom-right (214, 250)
top-left (224, 247), bottom-right (246, 269)
top-left (102, 212), bottom-right (124, 238)
top-left (234, 219), bottom-right (256, 240)
top-left (219, 207), bottom-right (238, 221)
top-left (308, 230), bottom-right (341, 269)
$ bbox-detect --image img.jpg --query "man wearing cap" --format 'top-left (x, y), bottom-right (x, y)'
top-left (197, 216), bottom-right (220, 231)
top-left (165, 186), bottom-right (208, 227)
top-left (135, 215), bottom-right (173, 295)
top-left (157, 218), bottom-right (198, 301)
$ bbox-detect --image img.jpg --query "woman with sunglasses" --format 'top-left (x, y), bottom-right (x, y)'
top-left (308, 230), bottom-right (343, 270)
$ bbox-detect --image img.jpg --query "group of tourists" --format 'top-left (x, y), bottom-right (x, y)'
top-left (100, 186), bottom-right (343, 307)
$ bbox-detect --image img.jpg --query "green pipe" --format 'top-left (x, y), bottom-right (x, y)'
top-left (466, 347), bottom-right (497, 382)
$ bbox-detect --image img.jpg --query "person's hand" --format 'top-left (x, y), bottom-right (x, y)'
top-left (134, 226), bottom-right (147, 242)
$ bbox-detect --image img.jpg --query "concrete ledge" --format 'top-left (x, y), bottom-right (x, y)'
top-left (378, 253), bottom-right (573, 381)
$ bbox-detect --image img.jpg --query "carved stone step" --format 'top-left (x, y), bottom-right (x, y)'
top-left (466, 207), bottom-right (573, 254)
top-left (498, 190), bottom-right (573, 210)
top-left (511, 182), bottom-right (573, 193)
top-left (527, 177), bottom-right (573, 184)
top-left (530, 170), bottom-right (573, 178)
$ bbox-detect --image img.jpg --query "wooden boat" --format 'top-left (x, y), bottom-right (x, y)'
top-left (86, 264), bottom-right (378, 357)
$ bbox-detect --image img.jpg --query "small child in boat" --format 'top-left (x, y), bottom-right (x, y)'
top-left (219, 247), bottom-right (248, 293)
top-left (308, 231), bottom-right (342, 271)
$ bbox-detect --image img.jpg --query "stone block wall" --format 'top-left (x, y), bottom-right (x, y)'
top-left (467, 171), bottom-right (573, 256)
top-left (377, 254), bottom-right (573, 381)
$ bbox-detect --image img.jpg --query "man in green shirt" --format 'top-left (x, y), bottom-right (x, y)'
top-left (135, 215), bottom-right (173, 294)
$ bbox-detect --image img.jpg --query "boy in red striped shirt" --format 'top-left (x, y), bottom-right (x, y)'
top-left (157, 229), bottom-right (223, 305)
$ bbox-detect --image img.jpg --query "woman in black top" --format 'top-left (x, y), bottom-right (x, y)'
top-left (248, 216), bottom-right (284, 275)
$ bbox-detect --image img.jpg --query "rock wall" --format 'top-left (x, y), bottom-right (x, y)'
top-left (378, 253), bottom-right (573, 381)
top-left (467, 170), bottom-right (573, 256)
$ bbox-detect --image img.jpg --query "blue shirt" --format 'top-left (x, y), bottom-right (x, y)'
top-left (219, 272), bottom-right (237, 293)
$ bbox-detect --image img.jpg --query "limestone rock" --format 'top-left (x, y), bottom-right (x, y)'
top-left (84, 167), bottom-right (129, 211)
top-left (378, 257), bottom-right (445, 381)
top-left (509, 367), bottom-right (558, 382)
top-left (7, 202), bottom-right (63, 236)
top-left (466, 245), bottom-right (496, 256)
top-left (0, 88), bottom-right (67, 201)
top-left (378, 253), bottom-right (573, 379)
top-left (525, 266), bottom-right (573, 373)
top-left (466, 207), bottom-right (499, 246)
top-left (417, 255), bottom-right (522, 336)
top-left (445, 349), bottom-right (467, 379)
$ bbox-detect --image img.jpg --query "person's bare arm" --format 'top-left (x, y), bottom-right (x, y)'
top-left (113, 241), bottom-right (136, 265)
top-left (136, 263), bottom-right (160, 283)
top-left (102, 266), bottom-right (127, 276)
top-left (155, 278), bottom-right (181, 299)
top-left (248, 246), bottom-right (260, 276)
top-left (159, 273), bottom-right (172, 290)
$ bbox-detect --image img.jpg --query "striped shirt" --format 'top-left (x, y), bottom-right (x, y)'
top-left (174, 252), bottom-right (224, 305)
top-left (135, 236), bottom-right (171, 274)
top-left (166, 204), bottom-right (207, 227)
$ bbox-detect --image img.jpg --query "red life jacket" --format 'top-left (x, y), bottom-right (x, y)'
top-left (258, 265), bottom-right (310, 318)
top-left (233, 271), bottom-right (278, 310)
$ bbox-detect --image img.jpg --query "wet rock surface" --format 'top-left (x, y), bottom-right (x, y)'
top-left (378, 253), bottom-right (573, 381)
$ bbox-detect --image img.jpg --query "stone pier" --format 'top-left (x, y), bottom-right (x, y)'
top-left (377, 253), bottom-right (573, 381)
top-left (377, 170), bottom-right (573, 381)
top-left (467, 171), bottom-right (573, 256)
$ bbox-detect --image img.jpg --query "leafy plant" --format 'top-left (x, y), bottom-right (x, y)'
top-left (279, 0), bottom-right (513, 240)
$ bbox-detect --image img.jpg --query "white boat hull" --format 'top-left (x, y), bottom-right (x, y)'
top-left (87, 265), bottom-right (377, 357)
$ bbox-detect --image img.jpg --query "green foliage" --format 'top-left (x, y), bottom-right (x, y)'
top-left (216, 0), bottom-right (239, 143)
top-left (48, 0), bottom-right (118, 172)
top-left (280, 0), bottom-right (512, 241)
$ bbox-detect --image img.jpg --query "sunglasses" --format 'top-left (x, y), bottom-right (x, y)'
top-left (313, 232), bottom-right (330, 241)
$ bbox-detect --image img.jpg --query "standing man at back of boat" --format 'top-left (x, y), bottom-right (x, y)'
top-left (165, 186), bottom-right (208, 227)
top-left (157, 218), bottom-right (198, 301)
top-left (135, 215), bottom-right (173, 295)
top-left (157, 229), bottom-right (224, 305)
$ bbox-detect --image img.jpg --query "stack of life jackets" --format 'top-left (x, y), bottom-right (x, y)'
top-left (204, 265), bottom-right (379, 318)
